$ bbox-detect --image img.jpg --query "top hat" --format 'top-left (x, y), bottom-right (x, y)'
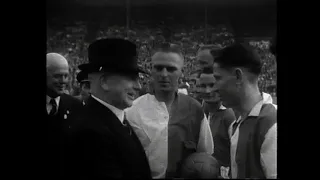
top-left (78, 38), bottom-right (146, 75)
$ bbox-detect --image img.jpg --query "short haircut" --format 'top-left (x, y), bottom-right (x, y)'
top-left (213, 43), bottom-right (262, 76)
top-left (152, 43), bottom-right (184, 59)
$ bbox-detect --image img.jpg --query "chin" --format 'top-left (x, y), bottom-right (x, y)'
top-left (125, 99), bottom-right (134, 107)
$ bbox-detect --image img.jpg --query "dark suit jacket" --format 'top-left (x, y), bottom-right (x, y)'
top-left (47, 93), bottom-right (83, 177)
top-left (69, 96), bottom-right (152, 179)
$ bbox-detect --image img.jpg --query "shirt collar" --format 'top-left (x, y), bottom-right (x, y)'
top-left (219, 104), bottom-right (227, 110)
top-left (91, 95), bottom-right (125, 123)
top-left (46, 95), bottom-right (60, 107)
top-left (262, 92), bottom-right (273, 104)
top-left (235, 96), bottom-right (264, 123)
top-left (248, 99), bottom-right (265, 117)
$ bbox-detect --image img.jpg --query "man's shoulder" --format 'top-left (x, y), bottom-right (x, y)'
top-left (256, 103), bottom-right (277, 134)
top-left (130, 94), bottom-right (153, 108)
top-left (221, 108), bottom-right (236, 126)
top-left (259, 103), bottom-right (277, 121)
top-left (178, 93), bottom-right (202, 109)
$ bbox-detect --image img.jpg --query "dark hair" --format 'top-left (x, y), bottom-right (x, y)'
top-left (213, 43), bottom-right (262, 76)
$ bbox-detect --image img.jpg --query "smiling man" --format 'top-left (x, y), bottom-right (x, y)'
top-left (125, 44), bottom-right (213, 179)
top-left (69, 39), bottom-right (151, 179)
top-left (46, 53), bottom-right (83, 177)
top-left (198, 67), bottom-right (236, 172)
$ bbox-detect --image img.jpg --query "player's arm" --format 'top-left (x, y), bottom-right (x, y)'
top-left (196, 114), bottom-right (214, 155)
top-left (260, 123), bottom-right (277, 179)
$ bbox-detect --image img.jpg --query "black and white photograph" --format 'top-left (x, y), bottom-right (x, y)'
top-left (47, 0), bottom-right (277, 178)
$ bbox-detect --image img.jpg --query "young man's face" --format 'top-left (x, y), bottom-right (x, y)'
top-left (151, 52), bottom-right (183, 92)
top-left (213, 62), bottom-right (240, 108)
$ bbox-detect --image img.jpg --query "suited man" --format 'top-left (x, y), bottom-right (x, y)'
top-left (69, 38), bottom-right (152, 179)
top-left (46, 53), bottom-right (83, 177)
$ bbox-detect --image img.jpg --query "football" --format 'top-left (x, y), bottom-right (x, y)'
top-left (180, 152), bottom-right (220, 179)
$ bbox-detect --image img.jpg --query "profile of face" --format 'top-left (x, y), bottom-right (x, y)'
top-left (197, 49), bottom-right (214, 70)
top-left (151, 52), bottom-right (183, 92)
top-left (199, 73), bottom-right (220, 104)
top-left (46, 55), bottom-right (69, 97)
top-left (101, 74), bottom-right (141, 110)
top-left (213, 62), bottom-right (240, 108)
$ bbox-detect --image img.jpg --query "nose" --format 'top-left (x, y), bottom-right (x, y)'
top-left (160, 68), bottom-right (168, 77)
top-left (62, 75), bottom-right (69, 84)
top-left (205, 86), bottom-right (212, 94)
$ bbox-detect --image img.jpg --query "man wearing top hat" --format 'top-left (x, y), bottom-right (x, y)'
top-left (69, 38), bottom-right (152, 179)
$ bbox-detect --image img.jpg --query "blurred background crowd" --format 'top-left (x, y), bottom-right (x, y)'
top-left (47, 0), bottom-right (277, 103)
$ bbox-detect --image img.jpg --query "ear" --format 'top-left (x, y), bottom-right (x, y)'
top-left (99, 75), bottom-right (109, 91)
top-left (233, 68), bottom-right (243, 85)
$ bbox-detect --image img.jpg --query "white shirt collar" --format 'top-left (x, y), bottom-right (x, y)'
top-left (219, 104), bottom-right (227, 110)
top-left (91, 95), bottom-right (125, 124)
top-left (235, 98), bottom-right (265, 123)
top-left (262, 92), bottom-right (273, 104)
top-left (46, 95), bottom-right (60, 107)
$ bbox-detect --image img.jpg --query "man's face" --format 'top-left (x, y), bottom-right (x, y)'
top-left (151, 52), bottom-right (183, 92)
top-left (47, 64), bottom-right (69, 96)
top-left (199, 73), bottom-right (220, 103)
top-left (80, 81), bottom-right (91, 98)
top-left (197, 49), bottom-right (214, 69)
top-left (102, 74), bottom-right (141, 110)
top-left (213, 62), bottom-right (239, 108)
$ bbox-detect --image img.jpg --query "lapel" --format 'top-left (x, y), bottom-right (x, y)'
top-left (85, 96), bottom-right (146, 154)
top-left (85, 96), bottom-right (128, 136)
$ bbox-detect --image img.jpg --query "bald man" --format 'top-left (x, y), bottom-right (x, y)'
top-left (47, 53), bottom-right (83, 177)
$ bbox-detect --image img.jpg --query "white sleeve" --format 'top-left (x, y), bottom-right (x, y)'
top-left (196, 114), bottom-right (214, 155)
top-left (125, 107), bottom-right (151, 148)
top-left (260, 123), bottom-right (277, 179)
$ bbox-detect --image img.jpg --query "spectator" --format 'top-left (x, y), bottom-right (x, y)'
top-left (198, 67), bottom-right (236, 170)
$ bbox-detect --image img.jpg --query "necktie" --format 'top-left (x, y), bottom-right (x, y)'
top-left (123, 119), bottom-right (132, 136)
top-left (49, 98), bottom-right (57, 116)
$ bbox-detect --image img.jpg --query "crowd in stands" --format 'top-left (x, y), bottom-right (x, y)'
top-left (47, 21), bottom-right (277, 99)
